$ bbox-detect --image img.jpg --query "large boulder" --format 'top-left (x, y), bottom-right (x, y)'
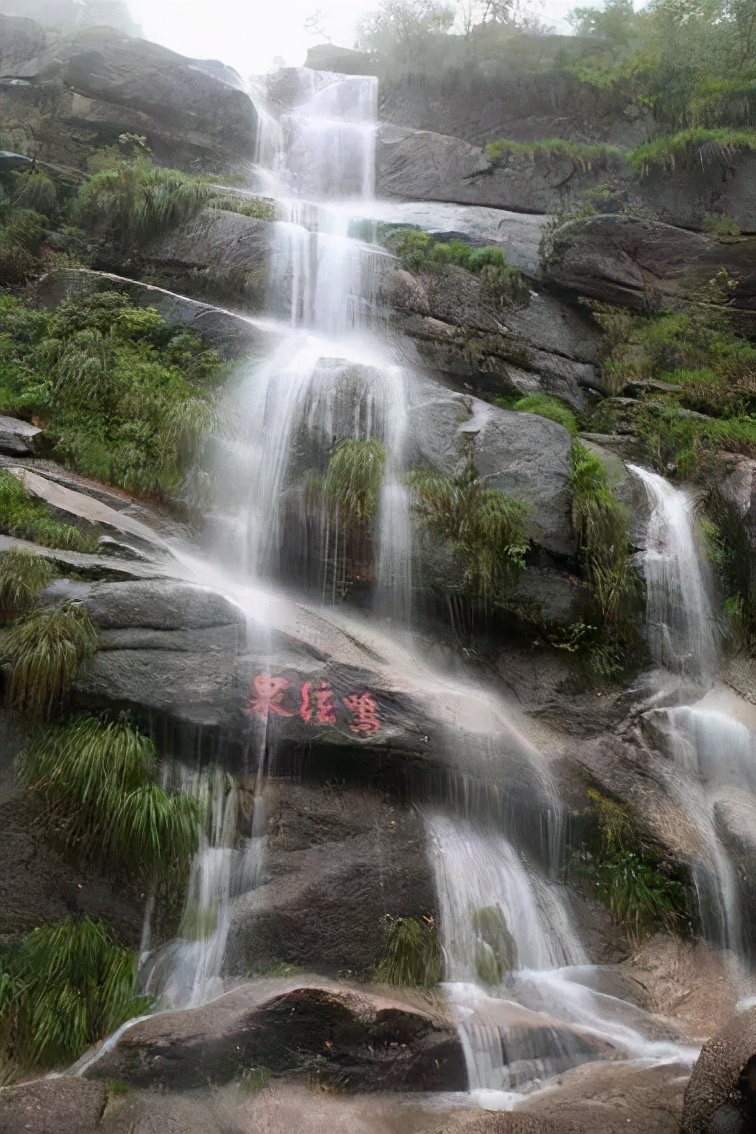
top-left (59, 29), bottom-right (257, 169)
top-left (376, 123), bottom-right (629, 217)
top-left (0, 1078), bottom-right (106, 1134)
top-left (407, 378), bottom-right (575, 556)
top-left (0, 414), bottom-right (41, 457)
top-left (225, 781), bottom-right (437, 979)
top-left (681, 1005), bottom-right (756, 1133)
top-left (83, 981), bottom-right (467, 1091)
top-left (543, 215), bottom-right (756, 312)
top-left (0, 14), bottom-right (47, 79)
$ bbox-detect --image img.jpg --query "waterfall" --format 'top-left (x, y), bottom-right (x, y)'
top-left (630, 465), bottom-right (718, 680)
top-left (144, 763), bottom-right (267, 1010)
top-left (631, 466), bottom-right (755, 960)
top-left (426, 813), bottom-right (692, 1103)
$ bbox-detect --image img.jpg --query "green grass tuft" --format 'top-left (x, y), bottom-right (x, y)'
top-left (486, 137), bottom-right (625, 170)
top-left (17, 716), bottom-right (204, 877)
top-left (0, 551), bottom-right (56, 619)
top-left (408, 460), bottom-right (529, 608)
top-left (0, 470), bottom-right (98, 553)
top-left (0, 602), bottom-right (98, 719)
top-left (629, 127), bottom-right (756, 175)
top-left (508, 394), bottom-right (578, 436)
top-left (0, 917), bottom-right (150, 1070)
top-left (324, 438), bottom-right (386, 527)
top-left (383, 229), bottom-right (529, 306)
top-left (375, 914), bottom-right (443, 987)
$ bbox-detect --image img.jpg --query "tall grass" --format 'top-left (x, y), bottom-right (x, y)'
top-left (0, 470), bottom-right (98, 553)
top-left (17, 716), bottom-right (204, 877)
top-left (75, 160), bottom-right (213, 250)
top-left (324, 438), bottom-right (386, 526)
top-left (375, 915), bottom-right (442, 987)
top-left (383, 229), bottom-right (529, 306)
top-left (408, 460), bottom-right (529, 607)
top-left (0, 602), bottom-right (98, 719)
top-left (0, 551), bottom-right (55, 619)
top-left (629, 127), bottom-right (756, 174)
top-left (486, 137), bottom-right (625, 170)
top-left (0, 918), bottom-right (150, 1069)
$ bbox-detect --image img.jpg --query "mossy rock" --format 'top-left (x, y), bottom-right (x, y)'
top-left (472, 905), bottom-right (517, 985)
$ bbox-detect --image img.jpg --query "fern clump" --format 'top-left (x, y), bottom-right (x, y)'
top-left (17, 715), bottom-right (204, 877)
top-left (0, 470), bottom-right (98, 553)
top-left (0, 601), bottom-right (98, 718)
top-left (0, 917), bottom-right (150, 1070)
top-left (571, 790), bottom-right (693, 944)
top-left (408, 460), bottom-right (529, 607)
top-left (375, 914), bottom-right (442, 987)
top-left (324, 438), bottom-right (386, 527)
top-left (567, 442), bottom-right (642, 682)
top-left (0, 551), bottom-right (55, 619)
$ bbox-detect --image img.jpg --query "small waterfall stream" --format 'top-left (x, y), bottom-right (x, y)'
top-left (631, 467), bottom-right (756, 963)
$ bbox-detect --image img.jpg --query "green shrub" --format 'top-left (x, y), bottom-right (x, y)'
top-left (0, 601), bottom-right (98, 718)
top-left (74, 159), bottom-right (212, 251)
top-left (571, 790), bottom-right (693, 943)
top-left (17, 715), bottom-right (204, 877)
top-left (375, 914), bottom-right (443, 987)
top-left (508, 394), bottom-right (578, 436)
top-left (324, 438), bottom-right (385, 527)
top-left (0, 470), bottom-right (98, 552)
top-left (0, 208), bottom-right (50, 286)
top-left (408, 460), bottom-right (529, 607)
top-left (0, 551), bottom-right (55, 619)
top-left (0, 917), bottom-right (150, 1070)
top-left (384, 229), bottom-right (529, 305)
top-left (0, 294), bottom-right (222, 501)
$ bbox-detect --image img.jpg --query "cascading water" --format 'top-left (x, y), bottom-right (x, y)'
top-left (632, 466), bottom-right (756, 963)
top-left (426, 813), bottom-right (693, 1105)
top-left (630, 464), bottom-right (718, 681)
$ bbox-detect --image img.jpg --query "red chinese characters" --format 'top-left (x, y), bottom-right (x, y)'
top-left (300, 681), bottom-right (337, 725)
top-left (343, 692), bottom-right (380, 736)
top-left (245, 675), bottom-right (381, 734)
top-left (244, 675), bottom-right (294, 718)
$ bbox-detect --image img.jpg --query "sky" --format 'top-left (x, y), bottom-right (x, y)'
top-left (127, 0), bottom-right (587, 79)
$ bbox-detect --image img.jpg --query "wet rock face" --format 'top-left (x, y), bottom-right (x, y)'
top-left (0, 1077), bottom-right (106, 1134)
top-left (33, 269), bottom-right (276, 362)
top-left (83, 982), bottom-right (467, 1092)
top-left (226, 782), bottom-right (437, 979)
top-left (681, 1005), bottom-right (756, 1134)
top-left (0, 14), bottom-right (47, 79)
top-left (542, 215), bottom-right (756, 312)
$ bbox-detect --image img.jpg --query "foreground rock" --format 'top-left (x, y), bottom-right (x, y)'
top-left (84, 982), bottom-right (466, 1091)
top-left (0, 1075), bottom-right (105, 1134)
top-left (543, 215), bottom-right (756, 312)
top-left (681, 1004), bottom-right (756, 1134)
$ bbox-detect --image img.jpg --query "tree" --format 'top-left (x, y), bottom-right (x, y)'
top-left (356, 0), bottom-right (456, 66)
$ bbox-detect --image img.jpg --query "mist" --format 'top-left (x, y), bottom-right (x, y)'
top-left (126, 0), bottom-right (584, 76)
